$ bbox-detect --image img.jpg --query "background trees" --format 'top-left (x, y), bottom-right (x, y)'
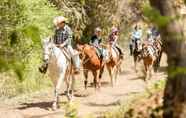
top-left (148, 0), bottom-right (186, 117)
top-left (2, 2), bottom-right (186, 117)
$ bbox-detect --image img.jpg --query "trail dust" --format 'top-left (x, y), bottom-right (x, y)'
top-left (0, 52), bottom-right (167, 118)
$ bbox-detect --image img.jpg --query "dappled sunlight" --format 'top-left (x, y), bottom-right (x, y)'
top-left (2, 0), bottom-right (185, 117)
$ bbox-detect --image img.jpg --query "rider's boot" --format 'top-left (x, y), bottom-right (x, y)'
top-left (39, 61), bottom-right (48, 74)
top-left (72, 55), bottom-right (80, 74)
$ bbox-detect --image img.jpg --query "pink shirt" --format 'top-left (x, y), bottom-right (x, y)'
top-left (108, 34), bottom-right (118, 46)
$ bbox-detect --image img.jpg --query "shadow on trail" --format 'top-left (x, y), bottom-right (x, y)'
top-left (129, 76), bottom-right (145, 81)
top-left (113, 91), bottom-right (140, 97)
top-left (17, 101), bottom-right (53, 110)
top-left (17, 101), bottom-right (68, 111)
top-left (119, 70), bottom-right (133, 75)
top-left (86, 100), bottom-right (120, 107)
top-left (89, 81), bottom-right (110, 87)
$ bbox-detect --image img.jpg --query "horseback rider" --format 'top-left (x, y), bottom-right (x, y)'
top-left (39, 16), bottom-right (80, 74)
top-left (129, 25), bottom-right (143, 55)
top-left (147, 25), bottom-right (160, 43)
top-left (90, 27), bottom-right (104, 59)
top-left (108, 27), bottom-right (123, 59)
top-left (146, 25), bottom-right (161, 57)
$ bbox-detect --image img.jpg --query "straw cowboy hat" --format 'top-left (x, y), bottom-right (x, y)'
top-left (95, 27), bottom-right (102, 32)
top-left (53, 16), bottom-right (67, 26)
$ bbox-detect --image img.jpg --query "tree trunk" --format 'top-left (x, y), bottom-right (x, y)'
top-left (149, 0), bottom-right (186, 118)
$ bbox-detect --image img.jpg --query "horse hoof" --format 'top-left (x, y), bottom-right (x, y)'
top-left (52, 102), bottom-right (58, 111)
top-left (67, 96), bottom-right (72, 101)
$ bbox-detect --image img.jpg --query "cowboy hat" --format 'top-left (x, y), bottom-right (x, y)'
top-left (53, 16), bottom-right (67, 26)
top-left (95, 27), bottom-right (102, 32)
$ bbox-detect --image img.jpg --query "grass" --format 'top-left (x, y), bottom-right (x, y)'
top-left (0, 72), bottom-right (52, 100)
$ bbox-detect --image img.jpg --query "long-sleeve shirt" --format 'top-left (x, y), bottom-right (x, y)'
top-left (53, 25), bottom-right (72, 46)
top-left (90, 35), bottom-right (102, 48)
top-left (108, 34), bottom-right (118, 46)
top-left (132, 29), bottom-right (142, 40)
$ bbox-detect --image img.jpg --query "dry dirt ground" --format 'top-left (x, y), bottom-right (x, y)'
top-left (0, 52), bottom-right (167, 118)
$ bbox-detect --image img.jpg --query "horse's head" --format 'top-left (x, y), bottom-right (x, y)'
top-left (135, 40), bottom-right (142, 52)
top-left (142, 45), bottom-right (149, 57)
top-left (76, 44), bottom-right (93, 57)
top-left (76, 44), bottom-right (101, 66)
top-left (76, 44), bottom-right (86, 59)
top-left (42, 37), bottom-right (55, 62)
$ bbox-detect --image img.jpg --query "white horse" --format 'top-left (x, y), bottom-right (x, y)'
top-left (106, 45), bottom-right (123, 86)
top-left (42, 37), bottom-right (75, 110)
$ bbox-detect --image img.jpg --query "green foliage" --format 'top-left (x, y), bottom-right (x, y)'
top-left (143, 5), bottom-right (171, 28)
top-left (168, 66), bottom-right (186, 78)
top-left (65, 103), bottom-right (79, 118)
top-left (21, 25), bottom-right (41, 45)
top-left (0, 0), bottom-right (62, 97)
top-left (0, 57), bottom-right (10, 72)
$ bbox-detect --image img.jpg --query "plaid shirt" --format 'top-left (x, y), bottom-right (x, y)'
top-left (54, 25), bottom-right (72, 46)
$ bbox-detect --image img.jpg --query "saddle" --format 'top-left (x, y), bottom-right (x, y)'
top-left (58, 46), bottom-right (71, 61)
top-left (112, 46), bottom-right (120, 56)
top-left (108, 46), bottom-right (121, 60)
top-left (92, 46), bottom-right (103, 59)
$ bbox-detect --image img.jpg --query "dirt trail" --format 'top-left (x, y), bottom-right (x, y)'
top-left (0, 53), bottom-right (167, 118)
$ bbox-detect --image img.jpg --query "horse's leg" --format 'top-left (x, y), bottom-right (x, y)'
top-left (70, 73), bottom-right (75, 101)
top-left (134, 55), bottom-right (138, 73)
top-left (115, 60), bottom-right (122, 84)
top-left (149, 65), bottom-right (153, 79)
top-left (114, 65), bottom-right (119, 85)
top-left (146, 63), bottom-right (151, 81)
top-left (92, 70), bottom-right (98, 90)
top-left (155, 50), bottom-right (162, 71)
top-left (116, 59), bottom-right (122, 73)
top-left (98, 66), bottom-right (104, 89)
top-left (149, 59), bottom-right (155, 79)
top-left (118, 61), bottom-right (122, 73)
top-left (107, 65), bottom-right (113, 87)
top-left (53, 71), bottom-right (66, 110)
top-left (65, 70), bottom-right (72, 102)
top-left (83, 69), bottom-right (88, 90)
top-left (144, 61), bottom-right (148, 81)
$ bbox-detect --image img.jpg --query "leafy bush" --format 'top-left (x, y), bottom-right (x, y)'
top-left (0, 0), bottom-right (62, 97)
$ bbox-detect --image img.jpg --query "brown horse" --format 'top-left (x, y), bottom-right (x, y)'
top-left (106, 45), bottom-right (123, 86)
top-left (141, 42), bottom-right (157, 80)
top-left (77, 44), bottom-right (104, 90)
